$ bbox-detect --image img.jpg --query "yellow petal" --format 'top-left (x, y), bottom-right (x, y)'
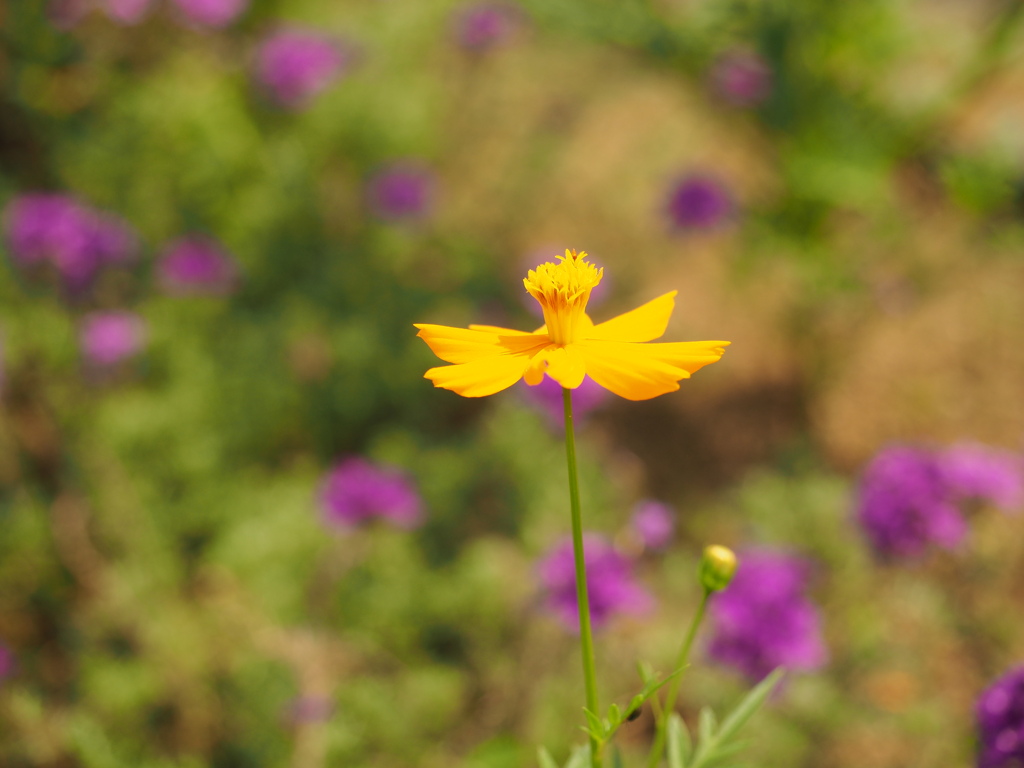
top-left (523, 347), bottom-right (550, 386)
top-left (587, 291), bottom-right (677, 343)
top-left (415, 324), bottom-right (547, 364)
top-left (424, 353), bottom-right (538, 397)
top-left (527, 314), bottom-right (592, 337)
top-left (578, 338), bottom-right (729, 401)
top-left (544, 345), bottom-right (587, 389)
top-left (468, 324), bottom-right (533, 335)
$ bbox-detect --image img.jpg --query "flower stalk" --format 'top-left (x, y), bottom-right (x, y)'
top-left (562, 386), bottom-right (602, 768)
top-left (646, 587), bottom-right (711, 768)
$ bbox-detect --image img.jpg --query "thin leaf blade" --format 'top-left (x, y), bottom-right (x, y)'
top-left (715, 668), bottom-right (784, 744)
top-left (666, 713), bottom-right (692, 768)
top-left (537, 747), bottom-right (560, 768)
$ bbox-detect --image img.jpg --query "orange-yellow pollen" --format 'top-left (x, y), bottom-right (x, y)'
top-left (523, 249), bottom-right (603, 345)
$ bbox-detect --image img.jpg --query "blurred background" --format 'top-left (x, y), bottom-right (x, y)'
top-left (2, 0), bottom-right (1024, 766)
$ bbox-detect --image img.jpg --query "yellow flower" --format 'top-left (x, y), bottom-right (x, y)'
top-left (414, 249), bottom-right (729, 400)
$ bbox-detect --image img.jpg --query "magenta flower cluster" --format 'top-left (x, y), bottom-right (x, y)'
top-left (4, 194), bottom-right (137, 291)
top-left (666, 173), bottom-right (733, 231)
top-left (255, 28), bottom-right (351, 110)
top-left (4, 191), bottom-right (242, 368)
top-left (537, 534), bottom-right (654, 632)
top-left (856, 443), bottom-right (1024, 559)
top-left (319, 457), bottom-right (423, 530)
top-left (942, 443), bottom-right (1024, 511)
top-left (630, 500), bottom-right (675, 551)
top-left (100, 0), bottom-right (151, 24)
top-left (157, 236), bottom-right (239, 295)
top-left (366, 163), bottom-right (435, 222)
top-left (707, 549), bottom-right (827, 681)
top-left (452, 3), bottom-right (521, 51)
top-left (977, 666), bottom-right (1024, 768)
top-left (710, 50), bottom-right (772, 107)
top-left (79, 312), bottom-right (147, 366)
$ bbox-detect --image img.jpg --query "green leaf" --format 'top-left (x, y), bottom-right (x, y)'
top-left (637, 660), bottom-right (656, 686)
top-left (666, 713), bottom-right (692, 768)
top-left (698, 707), bottom-right (717, 745)
top-left (642, 667), bottom-right (684, 700)
top-left (537, 747), bottom-right (560, 768)
top-left (583, 707), bottom-right (606, 740)
top-left (701, 739), bottom-right (748, 766)
top-left (564, 745), bottom-right (592, 768)
top-left (715, 669), bottom-right (784, 745)
top-left (607, 702), bottom-right (622, 727)
top-left (595, 667), bottom-right (688, 748)
top-left (689, 707), bottom-right (718, 767)
top-left (689, 669), bottom-right (785, 768)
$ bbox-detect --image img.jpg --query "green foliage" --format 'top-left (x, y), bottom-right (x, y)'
top-left (581, 664), bottom-right (683, 751)
top-left (539, 670), bottom-right (781, 767)
top-left (667, 670), bottom-right (785, 768)
top-left (3, 0), bottom-right (1024, 766)
top-left (538, 744), bottom-right (591, 768)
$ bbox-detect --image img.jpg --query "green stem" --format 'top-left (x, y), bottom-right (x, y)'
top-left (562, 387), bottom-right (602, 768)
top-left (646, 588), bottom-right (711, 768)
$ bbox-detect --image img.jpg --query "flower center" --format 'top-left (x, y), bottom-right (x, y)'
top-left (523, 249), bottom-right (603, 345)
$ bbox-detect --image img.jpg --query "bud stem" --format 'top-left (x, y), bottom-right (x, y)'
top-left (646, 586), bottom-right (712, 768)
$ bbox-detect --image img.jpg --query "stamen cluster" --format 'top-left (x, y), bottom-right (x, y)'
top-left (523, 249), bottom-right (603, 345)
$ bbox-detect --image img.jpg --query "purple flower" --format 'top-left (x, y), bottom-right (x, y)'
top-left (103, 0), bottom-right (154, 24)
top-left (942, 443), bottom-right (1024, 512)
top-left (666, 174), bottom-right (733, 231)
top-left (453, 3), bottom-right (520, 51)
top-left (5, 194), bottom-right (96, 271)
top-left (537, 534), bottom-right (654, 632)
top-left (4, 194), bottom-right (137, 290)
top-left (856, 443), bottom-right (1023, 560)
top-left (79, 312), bottom-right (147, 366)
top-left (710, 50), bottom-right (772, 108)
top-left (170, 0), bottom-right (248, 28)
top-left (856, 445), bottom-right (967, 559)
top-left (319, 457), bottom-right (423, 530)
top-left (708, 550), bottom-right (827, 681)
top-left (521, 374), bottom-right (608, 428)
top-left (157, 236), bottom-right (239, 295)
top-left (977, 666), bottom-right (1024, 768)
top-left (255, 28), bottom-right (349, 109)
top-left (367, 163), bottom-right (434, 222)
top-left (631, 500), bottom-right (675, 551)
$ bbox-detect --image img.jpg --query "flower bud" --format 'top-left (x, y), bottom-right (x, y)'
top-left (700, 545), bottom-right (738, 592)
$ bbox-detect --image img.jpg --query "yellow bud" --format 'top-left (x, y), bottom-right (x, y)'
top-left (699, 545), bottom-right (738, 592)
